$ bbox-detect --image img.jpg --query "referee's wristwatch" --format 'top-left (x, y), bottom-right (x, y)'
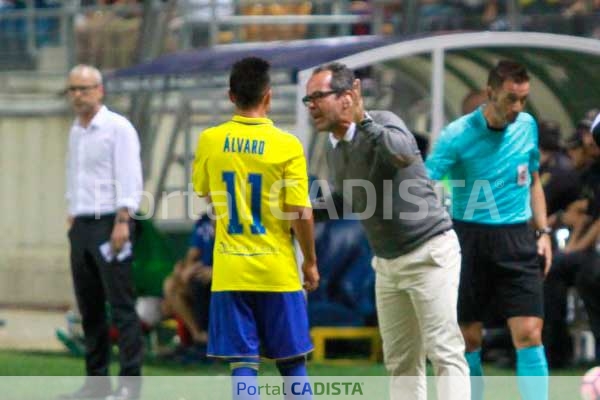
top-left (535, 226), bottom-right (552, 238)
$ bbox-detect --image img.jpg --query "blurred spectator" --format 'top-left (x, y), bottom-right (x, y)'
top-left (350, 0), bottom-right (371, 35)
top-left (543, 111), bottom-right (600, 368)
top-left (418, 0), bottom-right (464, 31)
top-left (349, 1), bottom-right (402, 36)
top-left (461, 89), bottom-right (487, 115)
top-left (538, 120), bottom-right (580, 216)
top-left (565, 130), bottom-right (590, 171)
top-left (75, 0), bottom-right (142, 69)
top-left (560, 0), bottom-right (600, 37)
top-left (241, 0), bottom-right (311, 42)
top-left (175, 0), bottom-right (234, 47)
top-left (520, 0), bottom-right (563, 15)
top-left (459, 0), bottom-right (500, 29)
top-left (562, 0), bottom-right (598, 17)
top-left (161, 213), bottom-right (214, 359)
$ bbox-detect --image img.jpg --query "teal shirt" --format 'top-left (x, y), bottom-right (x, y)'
top-left (425, 107), bottom-right (539, 224)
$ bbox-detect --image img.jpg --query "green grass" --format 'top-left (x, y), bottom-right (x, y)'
top-left (0, 350), bottom-right (389, 376)
top-left (0, 350), bottom-right (591, 376)
top-left (0, 350), bottom-right (590, 399)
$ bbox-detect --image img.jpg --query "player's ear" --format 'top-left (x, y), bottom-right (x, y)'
top-left (263, 88), bottom-right (272, 109)
top-left (228, 90), bottom-right (236, 104)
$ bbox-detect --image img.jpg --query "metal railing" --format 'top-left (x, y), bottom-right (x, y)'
top-left (0, 0), bottom-right (398, 72)
top-left (0, 0), bottom-right (598, 73)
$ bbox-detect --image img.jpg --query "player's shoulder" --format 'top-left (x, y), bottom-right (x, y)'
top-left (515, 112), bottom-right (537, 128)
top-left (271, 127), bottom-right (304, 151)
top-left (199, 120), bottom-right (232, 141)
top-left (511, 112), bottom-right (538, 140)
top-left (442, 113), bottom-right (474, 140)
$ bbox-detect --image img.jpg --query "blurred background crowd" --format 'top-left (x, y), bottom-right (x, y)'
top-left (0, 0), bottom-right (599, 71)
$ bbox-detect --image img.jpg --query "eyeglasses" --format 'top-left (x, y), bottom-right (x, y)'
top-left (302, 90), bottom-right (341, 106)
top-left (66, 84), bottom-right (99, 94)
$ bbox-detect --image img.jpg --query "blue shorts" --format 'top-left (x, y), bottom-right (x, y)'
top-left (207, 291), bottom-right (313, 360)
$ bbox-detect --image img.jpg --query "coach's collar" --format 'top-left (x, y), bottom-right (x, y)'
top-left (329, 122), bottom-right (356, 149)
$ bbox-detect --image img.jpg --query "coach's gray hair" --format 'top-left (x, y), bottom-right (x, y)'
top-left (69, 64), bottom-right (103, 85)
top-left (312, 62), bottom-right (355, 92)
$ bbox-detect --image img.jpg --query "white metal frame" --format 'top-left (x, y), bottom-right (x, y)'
top-left (295, 31), bottom-right (600, 151)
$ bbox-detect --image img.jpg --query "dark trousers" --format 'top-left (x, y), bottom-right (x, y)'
top-left (544, 250), bottom-right (600, 366)
top-left (189, 278), bottom-right (211, 332)
top-left (68, 215), bottom-right (143, 377)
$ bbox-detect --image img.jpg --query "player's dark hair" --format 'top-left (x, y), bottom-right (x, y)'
top-left (229, 57), bottom-right (271, 109)
top-left (313, 62), bottom-right (355, 92)
top-left (487, 60), bottom-right (529, 90)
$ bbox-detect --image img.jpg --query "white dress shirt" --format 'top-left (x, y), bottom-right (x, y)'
top-left (66, 105), bottom-right (143, 217)
top-left (328, 122), bottom-right (356, 149)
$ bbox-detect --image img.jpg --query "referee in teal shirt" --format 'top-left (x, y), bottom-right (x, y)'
top-left (426, 60), bottom-right (552, 400)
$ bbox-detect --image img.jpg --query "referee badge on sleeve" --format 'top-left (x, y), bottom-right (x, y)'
top-left (517, 164), bottom-right (529, 186)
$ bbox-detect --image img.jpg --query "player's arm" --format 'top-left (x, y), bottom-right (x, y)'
top-left (530, 171), bottom-right (552, 276)
top-left (286, 205), bottom-right (319, 292)
top-left (284, 140), bottom-right (319, 291)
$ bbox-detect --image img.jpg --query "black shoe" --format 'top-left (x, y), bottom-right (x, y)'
top-left (57, 382), bottom-right (112, 400)
top-left (105, 386), bottom-right (140, 400)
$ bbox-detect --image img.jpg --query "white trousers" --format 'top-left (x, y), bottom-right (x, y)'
top-left (373, 230), bottom-right (470, 400)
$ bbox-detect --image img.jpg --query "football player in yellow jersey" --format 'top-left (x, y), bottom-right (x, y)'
top-left (192, 57), bottom-right (319, 398)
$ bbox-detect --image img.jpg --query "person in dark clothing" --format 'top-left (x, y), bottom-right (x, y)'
top-left (544, 114), bottom-right (600, 368)
top-left (537, 120), bottom-right (580, 217)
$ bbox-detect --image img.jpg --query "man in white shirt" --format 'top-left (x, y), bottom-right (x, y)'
top-left (60, 64), bottom-right (143, 400)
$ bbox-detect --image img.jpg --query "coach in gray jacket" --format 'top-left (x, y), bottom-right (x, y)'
top-left (304, 62), bottom-right (469, 400)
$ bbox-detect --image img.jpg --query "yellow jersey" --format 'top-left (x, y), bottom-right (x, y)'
top-left (192, 115), bottom-right (310, 291)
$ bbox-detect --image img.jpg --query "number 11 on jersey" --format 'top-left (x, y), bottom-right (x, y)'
top-left (222, 171), bottom-right (266, 235)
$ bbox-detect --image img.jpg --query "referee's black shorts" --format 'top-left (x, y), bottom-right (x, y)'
top-left (453, 220), bottom-right (544, 323)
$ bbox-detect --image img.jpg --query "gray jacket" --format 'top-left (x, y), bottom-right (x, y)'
top-left (315, 110), bottom-right (452, 258)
